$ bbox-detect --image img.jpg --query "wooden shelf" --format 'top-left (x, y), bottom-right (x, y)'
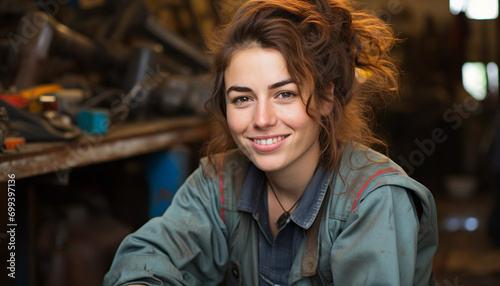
top-left (0, 116), bottom-right (211, 181)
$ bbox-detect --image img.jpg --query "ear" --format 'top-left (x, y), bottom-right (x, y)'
top-left (319, 83), bottom-right (334, 116)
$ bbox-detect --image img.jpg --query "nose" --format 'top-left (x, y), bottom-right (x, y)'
top-left (253, 99), bottom-right (277, 129)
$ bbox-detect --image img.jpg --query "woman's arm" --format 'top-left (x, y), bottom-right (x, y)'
top-left (103, 164), bottom-right (229, 286)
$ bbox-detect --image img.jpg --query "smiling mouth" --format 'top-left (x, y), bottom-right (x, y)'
top-left (251, 136), bottom-right (287, 145)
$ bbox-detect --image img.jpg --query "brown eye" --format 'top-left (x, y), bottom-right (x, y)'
top-left (277, 92), bottom-right (296, 100)
top-left (232, 96), bottom-right (251, 105)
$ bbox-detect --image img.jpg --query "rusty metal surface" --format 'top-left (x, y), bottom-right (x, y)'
top-left (0, 117), bottom-right (210, 181)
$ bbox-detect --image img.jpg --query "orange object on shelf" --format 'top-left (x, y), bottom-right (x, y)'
top-left (22, 84), bottom-right (63, 113)
top-left (5, 137), bottom-right (25, 150)
top-left (21, 84), bottom-right (63, 100)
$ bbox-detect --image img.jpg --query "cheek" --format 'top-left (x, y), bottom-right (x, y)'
top-left (280, 105), bottom-right (315, 128)
top-left (226, 111), bottom-right (253, 155)
top-left (226, 110), bottom-right (248, 135)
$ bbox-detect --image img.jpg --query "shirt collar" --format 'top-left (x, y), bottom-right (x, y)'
top-left (237, 163), bottom-right (331, 229)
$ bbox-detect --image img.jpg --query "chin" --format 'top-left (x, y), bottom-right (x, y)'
top-left (249, 155), bottom-right (285, 172)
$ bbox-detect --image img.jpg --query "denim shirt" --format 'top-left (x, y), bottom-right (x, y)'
top-left (236, 164), bottom-right (330, 285)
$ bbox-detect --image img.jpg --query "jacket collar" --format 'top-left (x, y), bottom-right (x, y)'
top-left (237, 163), bottom-right (331, 229)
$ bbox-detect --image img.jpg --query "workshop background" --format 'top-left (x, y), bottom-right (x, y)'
top-left (0, 0), bottom-right (499, 285)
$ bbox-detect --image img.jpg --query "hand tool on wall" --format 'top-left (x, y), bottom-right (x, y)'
top-left (10, 10), bottom-right (123, 90)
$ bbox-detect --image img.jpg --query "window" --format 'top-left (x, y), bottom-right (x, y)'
top-left (487, 62), bottom-right (499, 95)
top-left (462, 62), bottom-right (499, 101)
top-left (450, 0), bottom-right (499, 20)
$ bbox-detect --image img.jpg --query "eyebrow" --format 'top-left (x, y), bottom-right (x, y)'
top-left (268, 79), bottom-right (295, 90)
top-left (226, 86), bottom-right (252, 94)
top-left (226, 79), bottom-right (295, 94)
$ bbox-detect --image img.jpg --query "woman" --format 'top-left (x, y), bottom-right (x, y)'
top-left (104, 0), bottom-right (438, 285)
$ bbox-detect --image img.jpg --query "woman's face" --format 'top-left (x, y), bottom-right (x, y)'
top-left (224, 47), bottom-right (321, 173)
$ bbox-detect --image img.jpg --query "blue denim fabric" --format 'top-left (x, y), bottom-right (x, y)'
top-left (237, 164), bottom-right (330, 285)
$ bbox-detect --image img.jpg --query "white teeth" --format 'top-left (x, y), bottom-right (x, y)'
top-left (253, 136), bottom-right (285, 145)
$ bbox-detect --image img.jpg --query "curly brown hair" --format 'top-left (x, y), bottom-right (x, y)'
top-left (203, 0), bottom-right (399, 173)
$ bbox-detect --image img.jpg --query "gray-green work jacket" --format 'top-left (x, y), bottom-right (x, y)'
top-left (104, 144), bottom-right (438, 285)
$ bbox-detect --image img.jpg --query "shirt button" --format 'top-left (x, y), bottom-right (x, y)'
top-left (232, 267), bottom-right (239, 278)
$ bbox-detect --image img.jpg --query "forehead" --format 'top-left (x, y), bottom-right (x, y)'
top-left (224, 47), bottom-right (291, 86)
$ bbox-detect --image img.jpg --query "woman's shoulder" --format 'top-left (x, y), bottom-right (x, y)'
top-left (199, 149), bottom-right (251, 179)
top-left (200, 148), bottom-right (249, 167)
top-left (337, 143), bottom-right (404, 178)
top-left (341, 143), bottom-right (394, 167)
top-left (331, 143), bottom-right (435, 225)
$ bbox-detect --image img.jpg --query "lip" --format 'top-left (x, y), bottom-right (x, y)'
top-left (248, 134), bottom-right (289, 152)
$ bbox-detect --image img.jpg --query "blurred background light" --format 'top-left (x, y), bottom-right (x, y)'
top-left (444, 217), bottom-right (462, 231)
top-left (450, 0), bottom-right (499, 19)
top-left (487, 62), bottom-right (499, 95)
top-left (464, 217), bottom-right (479, 231)
top-left (450, 0), bottom-right (465, 15)
top-left (463, 62), bottom-right (487, 101)
top-left (443, 216), bottom-right (480, 232)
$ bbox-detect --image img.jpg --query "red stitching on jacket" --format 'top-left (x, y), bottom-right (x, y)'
top-left (219, 156), bottom-right (225, 222)
top-left (350, 168), bottom-right (403, 213)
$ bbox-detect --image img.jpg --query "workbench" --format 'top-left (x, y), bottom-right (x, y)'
top-left (0, 116), bottom-right (211, 182)
top-left (0, 116), bottom-right (211, 286)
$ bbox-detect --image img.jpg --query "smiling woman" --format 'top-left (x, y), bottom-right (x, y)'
top-left (225, 48), bottom-right (321, 179)
top-left (104, 1), bottom-right (438, 285)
